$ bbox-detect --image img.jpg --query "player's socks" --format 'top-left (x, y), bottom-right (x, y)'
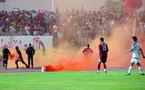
top-left (138, 66), bottom-right (144, 74)
top-left (103, 63), bottom-right (107, 69)
top-left (127, 66), bottom-right (133, 74)
top-left (97, 63), bottom-right (101, 71)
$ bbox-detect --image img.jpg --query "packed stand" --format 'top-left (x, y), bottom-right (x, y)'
top-left (0, 10), bottom-right (58, 36)
top-left (0, 9), bottom-right (144, 45)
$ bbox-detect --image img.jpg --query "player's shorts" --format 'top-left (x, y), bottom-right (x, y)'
top-left (131, 57), bottom-right (140, 64)
top-left (99, 56), bottom-right (107, 63)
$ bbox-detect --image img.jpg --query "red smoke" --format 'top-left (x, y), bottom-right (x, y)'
top-left (44, 23), bottom-right (145, 72)
top-left (45, 36), bottom-right (145, 72)
top-left (45, 55), bottom-right (98, 71)
top-left (140, 37), bottom-right (145, 68)
top-left (125, 0), bottom-right (143, 11)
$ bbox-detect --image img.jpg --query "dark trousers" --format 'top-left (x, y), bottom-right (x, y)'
top-left (3, 59), bottom-right (8, 69)
top-left (15, 59), bottom-right (29, 68)
top-left (28, 56), bottom-right (34, 68)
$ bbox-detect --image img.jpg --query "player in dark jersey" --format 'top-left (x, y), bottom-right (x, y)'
top-left (97, 37), bottom-right (109, 73)
top-left (15, 46), bottom-right (29, 68)
top-left (2, 45), bottom-right (11, 69)
top-left (83, 44), bottom-right (94, 56)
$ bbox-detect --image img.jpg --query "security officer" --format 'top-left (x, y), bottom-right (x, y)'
top-left (2, 45), bottom-right (11, 69)
top-left (26, 44), bottom-right (35, 68)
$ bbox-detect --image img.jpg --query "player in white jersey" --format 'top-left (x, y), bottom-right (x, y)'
top-left (127, 36), bottom-right (145, 75)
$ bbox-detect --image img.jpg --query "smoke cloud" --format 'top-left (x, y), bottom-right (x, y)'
top-left (7, 18), bottom-right (145, 71)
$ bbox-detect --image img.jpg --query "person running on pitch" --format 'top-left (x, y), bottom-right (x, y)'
top-left (15, 46), bottom-right (29, 68)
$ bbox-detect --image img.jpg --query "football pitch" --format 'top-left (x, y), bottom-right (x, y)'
top-left (0, 71), bottom-right (145, 90)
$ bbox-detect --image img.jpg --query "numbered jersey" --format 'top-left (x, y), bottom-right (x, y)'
top-left (99, 42), bottom-right (108, 57)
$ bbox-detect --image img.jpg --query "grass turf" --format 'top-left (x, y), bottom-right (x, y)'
top-left (0, 71), bottom-right (145, 90)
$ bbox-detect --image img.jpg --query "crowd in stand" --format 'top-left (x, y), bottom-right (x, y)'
top-left (53, 9), bottom-right (126, 45)
top-left (0, 10), bottom-right (58, 35)
top-left (0, 9), bottom-right (145, 45)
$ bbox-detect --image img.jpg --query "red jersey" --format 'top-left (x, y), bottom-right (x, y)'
top-left (99, 42), bottom-right (108, 57)
top-left (83, 48), bottom-right (93, 56)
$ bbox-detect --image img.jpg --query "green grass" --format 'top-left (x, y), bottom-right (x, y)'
top-left (0, 71), bottom-right (145, 90)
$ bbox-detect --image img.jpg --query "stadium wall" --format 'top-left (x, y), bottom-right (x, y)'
top-left (0, 0), bottom-right (108, 11)
top-left (0, 36), bottom-right (53, 68)
top-left (0, 0), bottom-right (145, 11)
top-left (0, 1), bottom-right (5, 10)
top-left (55, 0), bottom-right (107, 10)
top-left (0, 0), bottom-right (53, 11)
top-left (0, 36), bottom-right (53, 49)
